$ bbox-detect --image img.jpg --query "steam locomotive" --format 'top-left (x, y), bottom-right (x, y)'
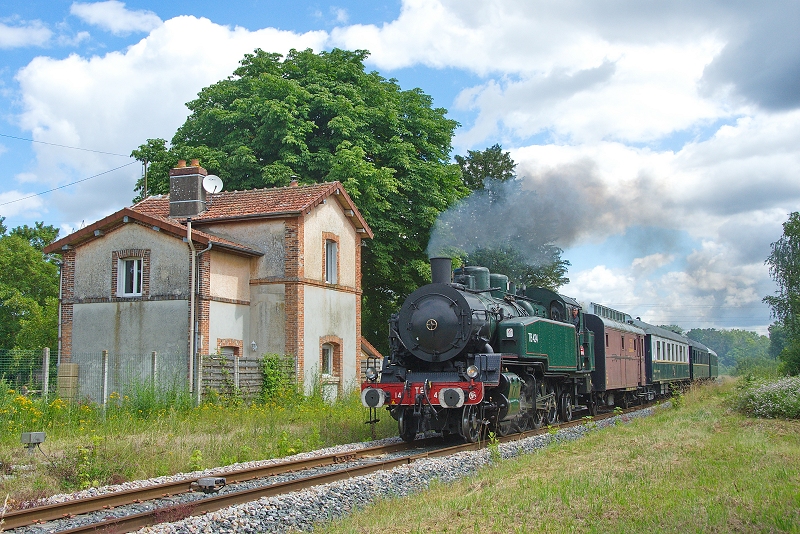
top-left (361, 258), bottom-right (718, 442)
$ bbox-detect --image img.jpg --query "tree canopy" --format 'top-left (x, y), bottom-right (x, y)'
top-left (764, 212), bottom-right (800, 374)
top-left (0, 222), bottom-right (60, 351)
top-left (132, 48), bottom-right (466, 352)
top-left (455, 143), bottom-right (516, 191)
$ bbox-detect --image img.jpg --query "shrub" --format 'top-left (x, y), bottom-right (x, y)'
top-left (733, 376), bottom-right (800, 419)
top-left (260, 354), bottom-right (296, 400)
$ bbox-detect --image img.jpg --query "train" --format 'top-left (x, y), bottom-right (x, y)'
top-left (360, 257), bottom-right (718, 442)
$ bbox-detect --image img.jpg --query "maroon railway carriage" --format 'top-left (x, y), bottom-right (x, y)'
top-left (584, 303), bottom-right (646, 408)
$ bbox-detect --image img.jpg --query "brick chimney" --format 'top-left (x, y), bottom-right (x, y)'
top-left (169, 160), bottom-right (208, 218)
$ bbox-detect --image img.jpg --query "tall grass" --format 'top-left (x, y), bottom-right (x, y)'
top-left (0, 379), bottom-right (396, 506)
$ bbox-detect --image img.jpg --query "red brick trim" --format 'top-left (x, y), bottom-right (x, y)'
top-left (65, 295), bottom-right (187, 304)
top-left (250, 277), bottom-right (360, 294)
top-left (59, 249), bottom-right (76, 362)
top-left (111, 249), bottom-right (151, 298)
top-left (322, 231), bottom-right (339, 284)
top-left (197, 250), bottom-right (211, 356)
top-left (355, 234), bottom-right (362, 381)
top-left (284, 218), bottom-right (305, 380)
top-left (207, 296), bottom-right (251, 306)
top-left (216, 338), bottom-right (243, 357)
top-left (319, 335), bottom-right (344, 395)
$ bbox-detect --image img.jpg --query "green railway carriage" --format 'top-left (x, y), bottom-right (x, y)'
top-left (688, 338), bottom-right (711, 380)
top-left (632, 319), bottom-right (691, 395)
top-left (709, 349), bottom-right (719, 380)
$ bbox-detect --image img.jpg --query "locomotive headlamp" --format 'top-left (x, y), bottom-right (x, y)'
top-left (466, 365), bottom-right (479, 379)
top-left (365, 366), bottom-right (378, 381)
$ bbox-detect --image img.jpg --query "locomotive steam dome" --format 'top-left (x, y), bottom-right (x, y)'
top-left (397, 283), bottom-right (487, 362)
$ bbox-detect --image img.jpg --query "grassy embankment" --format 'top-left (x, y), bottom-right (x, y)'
top-left (0, 383), bottom-right (397, 506)
top-left (321, 378), bottom-right (800, 533)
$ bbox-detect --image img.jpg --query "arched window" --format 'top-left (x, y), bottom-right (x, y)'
top-left (321, 343), bottom-right (334, 376)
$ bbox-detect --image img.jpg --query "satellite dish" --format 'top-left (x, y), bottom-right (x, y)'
top-left (203, 175), bottom-right (223, 194)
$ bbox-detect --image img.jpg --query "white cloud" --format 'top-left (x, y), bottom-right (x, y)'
top-left (70, 1), bottom-right (162, 36)
top-left (331, 8), bottom-right (349, 24)
top-left (0, 20), bottom-right (51, 49)
top-left (14, 15), bottom-right (328, 225)
top-left (0, 190), bottom-right (45, 218)
top-left (57, 30), bottom-right (91, 47)
top-left (631, 253), bottom-right (674, 274)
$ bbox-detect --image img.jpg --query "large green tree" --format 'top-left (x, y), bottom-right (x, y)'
top-left (0, 222), bottom-right (60, 352)
top-left (132, 48), bottom-right (466, 352)
top-left (764, 212), bottom-right (800, 374)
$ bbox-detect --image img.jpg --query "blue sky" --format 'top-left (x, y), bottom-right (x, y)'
top-left (3, 0), bottom-right (800, 334)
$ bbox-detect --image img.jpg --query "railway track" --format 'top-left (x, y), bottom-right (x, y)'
top-left (4, 402), bottom-right (654, 533)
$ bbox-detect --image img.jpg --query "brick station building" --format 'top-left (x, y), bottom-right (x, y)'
top-left (44, 160), bottom-right (373, 396)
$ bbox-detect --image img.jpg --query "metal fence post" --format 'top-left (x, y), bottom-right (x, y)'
top-left (101, 350), bottom-right (109, 409)
top-left (42, 347), bottom-right (50, 401)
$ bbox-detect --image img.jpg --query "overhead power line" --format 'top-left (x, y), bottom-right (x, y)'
top-left (0, 133), bottom-right (131, 157)
top-left (0, 161), bottom-right (138, 207)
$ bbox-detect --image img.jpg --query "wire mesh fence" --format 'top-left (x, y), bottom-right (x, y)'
top-left (1, 349), bottom-right (299, 405)
top-left (0, 348), bottom-right (56, 397)
top-left (64, 351), bottom-right (189, 404)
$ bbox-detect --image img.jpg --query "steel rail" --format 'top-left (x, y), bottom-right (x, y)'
top-left (0, 440), bottom-right (422, 530)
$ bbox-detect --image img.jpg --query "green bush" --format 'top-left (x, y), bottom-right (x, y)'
top-left (733, 376), bottom-right (800, 419)
top-left (260, 354), bottom-right (296, 400)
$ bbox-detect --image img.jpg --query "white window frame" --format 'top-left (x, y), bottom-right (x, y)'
top-left (321, 343), bottom-right (334, 376)
top-left (325, 239), bottom-right (338, 284)
top-left (118, 257), bottom-right (143, 297)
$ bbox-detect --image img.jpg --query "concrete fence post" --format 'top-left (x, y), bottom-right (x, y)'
top-left (101, 350), bottom-right (109, 408)
top-left (42, 347), bottom-right (50, 401)
top-left (196, 353), bottom-right (203, 406)
top-left (151, 351), bottom-right (158, 389)
top-left (234, 355), bottom-right (240, 390)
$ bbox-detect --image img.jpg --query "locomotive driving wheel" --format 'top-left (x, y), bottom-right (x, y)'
top-left (398, 408), bottom-right (417, 443)
top-left (559, 392), bottom-right (573, 422)
top-left (520, 379), bottom-right (542, 430)
top-left (461, 405), bottom-right (482, 443)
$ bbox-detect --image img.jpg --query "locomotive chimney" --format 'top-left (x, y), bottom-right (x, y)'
top-left (430, 257), bottom-right (452, 284)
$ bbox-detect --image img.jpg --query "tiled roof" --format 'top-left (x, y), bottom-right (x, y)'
top-left (43, 207), bottom-right (262, 257)
top-left (43, 181), bottom-right (373, 256)
top-left (132, 181), bottom-right (373, 237)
